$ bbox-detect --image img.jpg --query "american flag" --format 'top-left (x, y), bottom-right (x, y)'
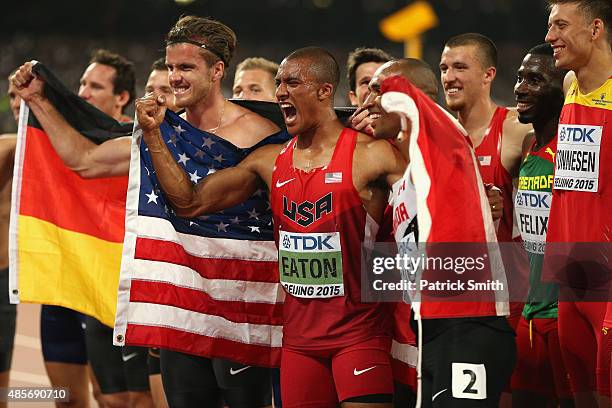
top-left (114, 109), bottom-right (290, 367)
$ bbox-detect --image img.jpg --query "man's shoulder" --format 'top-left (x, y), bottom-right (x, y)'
top-left (234, 104), bottom-right (280, 135)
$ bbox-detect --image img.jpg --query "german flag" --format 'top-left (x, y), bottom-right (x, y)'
top-left (9, 62), bottom-right (131, 327)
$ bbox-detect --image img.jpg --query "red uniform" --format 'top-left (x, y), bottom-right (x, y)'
top-left (474, 106), bottom-right (526, 331)
top-left (546, 77), bottom-right (612, 396)
top-left (270, 129), bottom-right (393, 405)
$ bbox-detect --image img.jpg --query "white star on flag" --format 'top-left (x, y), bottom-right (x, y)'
top-left (202, 137), bottom-right (215, 149)
top-left (247, 208), bottom-right (260, 220)
top-left (216, 221), bottom-right (229, 232)
top-left (213, 154), bottom-right (225, 163)
top-left (249, 226), bottom-right (261, 233)
top-left (189, 221), bottom-right (198, 227)
top-left (230, 216), bottom-right (240, 224)
top-left (178, 153), bottom-right (190, 166)
top-left (254, 189), bottom-right (265, 197)
top-left (173, 125), bottom-right (186, 134)
top-left (167, 134), bottom-right (177, 146)
top-left (189, 170), bottom-right (202, 183)
top-left (194, 150), bottom-right (205, 159)
top-left (146, 190), bottom-right (158, 204)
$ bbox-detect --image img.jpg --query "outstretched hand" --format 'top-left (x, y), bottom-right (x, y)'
top-left (136, 93), bottom-right (167, 132)
top-left (10, 61), bottom-right (44, 102)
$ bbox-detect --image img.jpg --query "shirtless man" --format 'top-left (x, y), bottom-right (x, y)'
top-left (136, 46), bottom-right (406, 407)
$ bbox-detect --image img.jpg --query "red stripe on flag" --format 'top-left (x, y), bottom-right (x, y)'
top-left (129, 281), bottom-right (283, 325)
top-left (20, 126), bottom-right (127, 242)
top-left (135, 238), bottom-right (278, 282)
top-left (126, 324), bottom-right (281, 367)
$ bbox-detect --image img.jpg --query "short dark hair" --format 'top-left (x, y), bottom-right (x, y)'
top-left (387, 58), bottom-right (439, 101)
top-left (150, 57), bottom-right (167, 72)
top-left (166, 15), bottom-right (237, 70)
top-left (346, 47), bottom-right (393, 92)
top-left (89, 49), bottom-right (136, 111)
top-left (285, 47), bottom-right (340, 93)
top-left (444, 33), bottom-right (498, 68)
top-left (526, 43), bottom-right (568, 80)
top-left (548, 0), bottom-right (612, 44)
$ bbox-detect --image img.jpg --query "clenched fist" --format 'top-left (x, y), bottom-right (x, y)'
top-left (10, 61), bottom-right (45, 102)
top-left (136, 93), bottom-right (167, 133)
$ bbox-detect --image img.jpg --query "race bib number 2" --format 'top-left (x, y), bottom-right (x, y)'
top-left (279, 230), bottom-right (344, 298)
top-left (451, 363), bottom-right (487, 400)
top-left (554, 124), bottom-right (602, 192)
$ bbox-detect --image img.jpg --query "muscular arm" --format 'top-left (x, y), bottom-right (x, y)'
top-left (11, 62), bottom-right (131, 178)
top-left (501, 109), bottom-right (532, 178)
top-left (137, 94), bottom-right (281, 218)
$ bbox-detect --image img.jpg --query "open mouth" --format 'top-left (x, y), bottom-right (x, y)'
top-left (516, 102), bottom-right (534, 113)
top-left (445, 87), bottom-right (461, 97)
top-left (173, 84), bottom-right (190, 96)
top-left (551, 45), bottom-right (564, 58)
top-left (280, 103), bottom-right (297, 126)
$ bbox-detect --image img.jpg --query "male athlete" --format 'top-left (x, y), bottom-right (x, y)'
top-left (11, 49), bottom-right (152, 408)
top-left (545, 0), bottom-right (612, 406)
top-left (136, 46), bottom-right (406, 407)
top-left (232, 57), bottom-right (278, 102)
top-left (366, 60), bottom-right (516, 408)
top-left (511, 43), bottom-right (573, 408)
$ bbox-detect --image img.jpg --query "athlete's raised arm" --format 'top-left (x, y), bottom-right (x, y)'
top-left (137, 93), bottom-right (282, 218)
top-left (10, 61), bottom-right (131, 179)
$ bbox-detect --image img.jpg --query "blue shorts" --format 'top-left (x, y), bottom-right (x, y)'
top-left (40, 305), bottom-right (87, 364)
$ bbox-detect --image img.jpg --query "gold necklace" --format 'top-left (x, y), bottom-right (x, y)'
top-left (205, 101), bottom-right (225, 134)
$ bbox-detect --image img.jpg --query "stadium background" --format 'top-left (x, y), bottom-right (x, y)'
top-left (0, 0), bottom-right (551, 133)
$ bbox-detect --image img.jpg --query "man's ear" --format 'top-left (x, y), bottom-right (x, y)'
top-left (211, 60), bottom-right (225, 82)
top-left (116, 90), bottom-right (130, 111)
top-left (591, 18), bottom-right (605, 41)
top-left (483, 66), bottom-right (497, 85)
top-left (348, 90), bottom-right (358, 106)
top-left (318, 83), bottom-right (333, 101)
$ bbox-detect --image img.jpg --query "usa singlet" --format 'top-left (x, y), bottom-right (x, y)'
top-left (270, 128), bottom-right (392, 351)
top-left (475, 107), bottom-right (516, 242)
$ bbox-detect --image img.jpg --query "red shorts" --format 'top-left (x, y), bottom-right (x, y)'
top-left (280, 337), bottom-right (394, 407)
top-left (511, 316), bottom-right (572, 398)
top-left (558, 301), bottom-right (612, 396)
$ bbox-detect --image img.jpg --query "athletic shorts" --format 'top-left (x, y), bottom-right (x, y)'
top-left (0, 270), bottom-right (16, 372)
top-left (280, 336), bottom-right (394, 407)
top-left (148, 348), bottom-right (161, 376)
top-left (511, 316), bottom-right (572, 398)
top-left (85, 317), bottom-right (150, 394)
top-left (558, 300), bottom-right (612, 396)
top-left (420, 317), bottom-right (516, 408)
top-left (160, 349), bottom-right (272, 408)
top-left (40, 305), bottom-right (87, 364)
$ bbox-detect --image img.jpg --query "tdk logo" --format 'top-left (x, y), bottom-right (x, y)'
top-left (286, 235), bottom-right (334, 251)
top-left (516, 191), bottom-right (550, 208)
top-left (558, 125), bottom-right (602, 144)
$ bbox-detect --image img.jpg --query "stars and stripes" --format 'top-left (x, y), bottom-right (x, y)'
top-left (114, 108), bottom-right (291, 367)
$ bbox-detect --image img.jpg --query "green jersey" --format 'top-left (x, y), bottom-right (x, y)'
top-left (515, 138), bottom-right (558, 319)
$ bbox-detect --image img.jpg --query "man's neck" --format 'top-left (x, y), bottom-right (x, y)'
top-left (456, 95), bottom-right (498, 146)
top-left (185, 91), bottom-right (226, 131)
top-left (574, 47), bottom-right (612, 94)
top-left (295, 109), bottom-right (344, 150)
top-left (532, 115), bottom-right (559, 150)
